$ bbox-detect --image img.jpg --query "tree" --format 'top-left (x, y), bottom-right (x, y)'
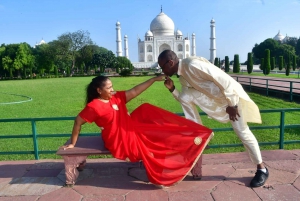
top-left (284, 37), bottom-right (298, 49)
top-left (214, 57), bottom-right (219, 67)
top-left (278, 56), bottom-right (284, 70)
top-left (264, 49), bottom-right (271, 75)
top-left (271, 57), bottom-right (275, 70)
top-left (2, 56), bottom-right (13, 78)
top-left (252, 39), bottom-right (279, 60)
top-left (54, 66), bottom-right (58, 77)
top-left (292, 55), bottom-right (297, 71)
top-left (247, 53), bottom-right (253, 74)
top-left (92, 50), bottom-right (116, 73)
top-left (218, 58), bottom-right (221, 67)
top-left (15, 43), bottom-right (34, 77)
top-left (116, 56), bottom-right (133, 72)
top-left (233, 54), bottom-right (240, 73)
top-left (225, 56), bottom-right (229, 72)
top-left (296, 38), bottom-right (300, 56)
top-left (58, 30), bottom-right (93, 71)
top-left (35, 44), bottom-right (55, 75)
top-left (48, 40), bottom-right (71, 73)
top-left (286, 53), bottom-right (290, 76)
top-left (277, 44), bottom-right (295, 62)
top-left (259, 58), bottom-right (264, 71)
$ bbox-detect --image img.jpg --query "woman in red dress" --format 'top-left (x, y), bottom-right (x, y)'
top-left (64, 75), bottom-right (213, 187)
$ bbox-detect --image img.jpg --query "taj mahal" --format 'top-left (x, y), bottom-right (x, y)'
top-left (115, 9), bottom-right (217, 69)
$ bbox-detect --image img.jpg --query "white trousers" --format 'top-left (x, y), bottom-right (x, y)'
top-left (179, 89), bottom-right (263, 165)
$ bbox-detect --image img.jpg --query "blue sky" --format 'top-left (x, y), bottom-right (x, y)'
top-left (1, 0), bottom-right (300, 62)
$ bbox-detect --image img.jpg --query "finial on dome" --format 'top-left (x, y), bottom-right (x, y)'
top-left (161, 5), bottom-right (162, 12)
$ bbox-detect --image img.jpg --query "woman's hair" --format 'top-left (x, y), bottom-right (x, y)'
top-left (86, 76), bottom-right (110, 104)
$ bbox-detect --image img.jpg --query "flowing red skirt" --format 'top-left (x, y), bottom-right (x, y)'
top-left (129, 103), bottom-right (213, 186)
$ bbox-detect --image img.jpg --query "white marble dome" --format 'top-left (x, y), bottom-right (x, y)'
top-left (150, 12), bottom-right (175, 36)
top-left (273, 31), bottom-right (285, 41)
top-left (176, 30), bottom-right (182, 36)
top-left (145, 30), bottom-right (153, 37)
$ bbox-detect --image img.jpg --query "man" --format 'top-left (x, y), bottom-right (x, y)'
top-left (158, 50), bottom-right (269, 188)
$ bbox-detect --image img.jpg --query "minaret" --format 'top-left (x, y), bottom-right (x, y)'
top-left (124, 35), bottom-right (129, 59)
top-left (191, 33), bottom-right (196, 56)
top-left (209, 18), bottom-right (216, 63)
top-left (116, 21), bottom-right (123, 57)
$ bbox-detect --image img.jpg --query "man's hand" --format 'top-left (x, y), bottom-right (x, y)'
top-left (226, 106), bottom-right (240, 121)
top-left (164, 76), bottom-right (175, 92)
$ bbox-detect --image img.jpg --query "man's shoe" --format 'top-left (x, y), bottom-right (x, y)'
top-left (250, 168), bottom-right (269, 187)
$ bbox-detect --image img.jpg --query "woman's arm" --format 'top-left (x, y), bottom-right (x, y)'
top-left (63, 115), bottom-right (87, 150)
top-left (125, 74), bottom-right (165, 103)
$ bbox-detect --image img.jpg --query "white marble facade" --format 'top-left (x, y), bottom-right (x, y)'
top-left (117, 10), bottom-right (195, 69)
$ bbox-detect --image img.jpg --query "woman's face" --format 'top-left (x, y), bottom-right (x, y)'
top-left (98, 79), bottom-right (114, 100)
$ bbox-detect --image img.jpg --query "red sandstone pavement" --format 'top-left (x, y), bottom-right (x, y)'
top-left (0, 149), bottom-right (300, 201)
top-left (231, 74), bottom-right (300, 94)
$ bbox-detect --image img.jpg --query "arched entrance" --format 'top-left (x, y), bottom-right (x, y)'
top-left (159, 44), bottom-right (171, 55)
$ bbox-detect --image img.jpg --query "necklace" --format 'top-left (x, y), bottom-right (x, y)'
top-left (98, 98), bottom-right (109, 103)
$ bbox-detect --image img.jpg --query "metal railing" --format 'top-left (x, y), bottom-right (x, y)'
top-left (231, 76), bottom-right (300, 102)
top-left (1, 108), bottom-right (300, 160)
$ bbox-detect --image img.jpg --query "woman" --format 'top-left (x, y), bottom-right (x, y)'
top-left (63, 75), bottom-right (213, 187)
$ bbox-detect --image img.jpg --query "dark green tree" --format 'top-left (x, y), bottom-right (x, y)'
top-left (247, 53), bottom-right (253, 74)
top-left (218, 58), bottom-right (221, 67)
top-left (286, 53), bottom-right (290, 76)
top-left (54, 66), bottom-right (58, 77)
top-left (57, 30), bottom-right (93, 71)
top-left (264, 49), bottom-right (271, 75)
top-left (233, 54), bottom-right (240, 73)
top-left (278, 56), bottom-right (284, 70)
top-left (271, 57), bottom-right (275, 70)
top-left (92, 50), bottom-right (116, 73)
top-left (214, 57), bottom-right (219, 67)
top-left (259, 58), bottom-right (264, 71)
top-left (225, 56), bottom-right (229, 72)
top-left (252, 39), bottom-right (279, 60)
top-left (292, 55), bottom-right (297, 71)
top-left (35, 44), bottom-right (55, 75)
top-left (66, 66), bottom-right (70, 76)
top-left (296, 38), bottom-right (300, 56)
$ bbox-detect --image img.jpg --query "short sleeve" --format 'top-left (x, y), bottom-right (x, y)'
top-left (114, 91), bottom-right (126, 104)
top-left (79, 105), bottom-right (97, 123)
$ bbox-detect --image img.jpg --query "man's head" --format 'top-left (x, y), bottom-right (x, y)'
top-left (158, 50), bottom-right (179, 76)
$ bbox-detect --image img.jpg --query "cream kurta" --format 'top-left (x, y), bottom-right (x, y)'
top-left (172, 57), bottom-right (262, 124)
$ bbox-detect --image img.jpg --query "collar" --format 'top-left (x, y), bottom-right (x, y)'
top-left (177, 59), bottom-right (182, 76)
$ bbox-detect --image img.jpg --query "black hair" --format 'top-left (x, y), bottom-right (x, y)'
top-left (86, 76), bottom-right (110, 104)
top-left (158, 49), bottom-right (176, 61)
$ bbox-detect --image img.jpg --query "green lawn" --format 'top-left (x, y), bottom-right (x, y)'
top-left (0, 76), bottom-right (299, 160)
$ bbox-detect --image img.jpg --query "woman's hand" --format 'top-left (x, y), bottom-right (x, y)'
top-left (62, 144), bottom-right (75, 150)
top-left (153, 74), bottom-right (166, 82)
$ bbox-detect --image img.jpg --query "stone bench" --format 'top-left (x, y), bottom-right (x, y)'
top-left (57, 136), bottom-right (205, 187)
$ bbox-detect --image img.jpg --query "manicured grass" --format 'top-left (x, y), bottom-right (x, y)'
top-left (0, 76), bottom-right (299, 160)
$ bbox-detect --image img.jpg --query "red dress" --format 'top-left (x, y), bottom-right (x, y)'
top-left (79, 91), bottom-right (213, 186)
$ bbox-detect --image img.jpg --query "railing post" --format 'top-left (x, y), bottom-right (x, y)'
top-left (290, 82), bottom-right (293, 102)
top-left (31, 120), bottom-right (39, 160)
top-left (249, 78), bottom-right (252, 91)
top-left (236, 77), bottom-right (239, 82)
top-left (266, 80), bottom-right (269, 96)
top-left (279, 111), bottom-right (285, 149)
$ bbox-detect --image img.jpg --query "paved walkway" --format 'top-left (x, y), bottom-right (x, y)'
top-left (0, 149), bottom-right (299, 201)
top-left (231, 74), bottom-right (300, 94)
